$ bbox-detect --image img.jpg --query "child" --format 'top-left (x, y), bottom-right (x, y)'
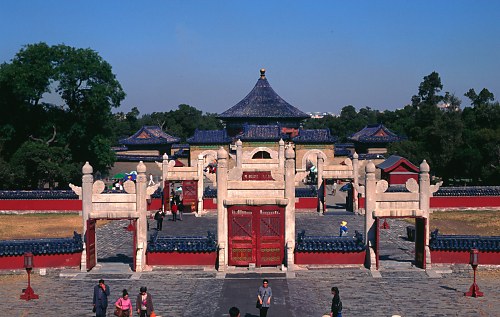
top-left (339, 221), bottom-right (348, 237)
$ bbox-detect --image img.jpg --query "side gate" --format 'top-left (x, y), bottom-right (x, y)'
top-left (228, 205), bottom-right (284, 267)
top-left (182, 180), bottom-right (198, 212)
top-left (86, 219), bottom-right (97, 271)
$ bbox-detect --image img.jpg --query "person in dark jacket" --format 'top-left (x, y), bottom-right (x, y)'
top-left (136, 286), bottom-right (154, 317)
top-left (93, 279), bottom-right (110, 317)
top-left (330, 286), bottom-right (342, 317)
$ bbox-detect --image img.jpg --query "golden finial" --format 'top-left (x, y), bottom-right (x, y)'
top-left (260, 68), bottom-right (266, 79)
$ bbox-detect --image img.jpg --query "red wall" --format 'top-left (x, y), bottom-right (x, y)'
top-left (0, 253), bottom-right (81, 270)
top-left (294, 251), bottom-right (365, 265)
top-left (431, 250), bottom-right (500, 265)
top-left (146, 251), bottom-right (217, 266)
top-left (0, 200), bottom-right (81, 211)
top-left (430, 196), bottom-right (500, 208)
top-left (203, 198), bottom-right (217, 210)
top-left (295, 197), bottom-right (317, 209)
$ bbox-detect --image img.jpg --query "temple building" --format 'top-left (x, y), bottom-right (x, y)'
top-left (348, 123), bottom-right (403, 156)
top-left (111, 125), bottom-right (180, 179)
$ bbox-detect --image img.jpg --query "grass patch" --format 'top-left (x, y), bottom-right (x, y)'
top-left (0, 214), bottom-right (110, 240)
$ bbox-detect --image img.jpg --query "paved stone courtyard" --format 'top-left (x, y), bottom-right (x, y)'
top-left (3, 192), bottom-right (500, 316)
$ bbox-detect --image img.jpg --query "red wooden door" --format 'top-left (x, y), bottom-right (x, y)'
top-left (228, 206), bottom-right (284, 267)
top-left (86, 219), bottom-right (97, 271)
top-left (415, 217), bottom-right (426, 269)
top-left (182, 180), bottom-right (197, 212)
top-left (258, 206), bottom-right (285, 266)
top-left (228, 207), bottom-right (255, 265)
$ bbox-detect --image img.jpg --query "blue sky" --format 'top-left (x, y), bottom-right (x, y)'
top-left (1, 0), bottom-right (499, 115)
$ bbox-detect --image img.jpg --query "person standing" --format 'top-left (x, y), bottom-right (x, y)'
top-left (171, 200), bottom-right (178, 222)
top-left (93, 279), bottom-right (110, 317)
top-left (115, 289), bottom-right (133, 317)
top-left (339, 221), bottom-right (348, 237)
top-left (154, 208), bottom-right (164, 231)
top-left (177, 198), bottom-right (184, 221)
top-left (257, 279), bottom-right (272, 317)
top-left (330, 287), bottom-right (342, 317)
top-left (136, 286), bottom-right (154, 317)
top-left (332, 181), bottom-right (338, 196)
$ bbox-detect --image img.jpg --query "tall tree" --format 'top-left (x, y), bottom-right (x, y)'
top-left (0, 42), bottom-right (125, 187)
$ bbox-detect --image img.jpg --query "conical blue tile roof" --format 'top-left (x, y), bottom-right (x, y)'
top-left (218, 69), bottom-right (309, 120)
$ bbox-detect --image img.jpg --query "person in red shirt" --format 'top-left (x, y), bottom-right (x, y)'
top-left (171, 200), bottom-right (178, 222)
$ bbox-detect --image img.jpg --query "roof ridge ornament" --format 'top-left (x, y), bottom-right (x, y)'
top-left (260, 68), bottom-right (266, 79)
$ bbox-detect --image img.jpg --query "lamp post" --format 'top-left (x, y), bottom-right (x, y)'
top-left (464, 248), bottom-right (484, 297)
top-left (20, 252), bottom-right (39, 300)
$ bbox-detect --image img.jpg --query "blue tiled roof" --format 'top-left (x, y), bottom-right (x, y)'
top-left (334, 148), bottom-right (351, 156)
top-left (430, 230), bottom-right (500, 252)
top-left (349, 153), bottom-right (386, 160)
top-left (236, 124), bottom-right (288, 141)
top-left (147, 231), bottom-right (217, 253)
top-left (0, 232), bottom-right (83, 256)
top-left (295, 230), bottom-right (365, 252)
top-left (119, 126), bottom-right (180, 145)
top-left (187, 129), bottom-right (232, 144)
top-left (0, 190), bottom-right (78, 200)
top-left (116, 154), bottom-right (162, 162)
top-left (434, 186), bottom-right (500, 196)
top-left (292, 129), bottom-right (337, 143)
top-left (349, 124), bottom-right (403, 143)
top-left (218, 70), bottom-right (309, 120)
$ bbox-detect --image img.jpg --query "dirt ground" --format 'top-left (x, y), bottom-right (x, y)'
top-left (429, 209), bottom-right (500, 236)
top-left (0, 214), bottom-right (109, 240)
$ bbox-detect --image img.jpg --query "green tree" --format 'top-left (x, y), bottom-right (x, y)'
top-left (0, 42), bottom-right (125, 187)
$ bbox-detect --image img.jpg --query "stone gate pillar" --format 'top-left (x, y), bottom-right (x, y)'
top-left (278, 139), bottom-right (285, 172)
top-left (364, 161), bottom-right (377, 269)
top-left (317, 155), bottom-right (325, 213)
top-left (352, 152), bottom-right (359, 213)
top-left (235, 139), bottom-right (242, 169)
top-left (162, 153), bottom-right (169, 211)
top-left (81, 162), bottom-right (93, 271)
top-left (419, 160), bottom-right (432, 267)
top-left (216, 147), bottom-right (229, 271)
top-left (197, 154), bottom-right (204, 215)
top-left (135, 161), bottom-right (148, 272)
top-left (284, 145), bottom-right (296, 269)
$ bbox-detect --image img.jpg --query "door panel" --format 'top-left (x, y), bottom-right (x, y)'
top-left (86, 219), bottom-right (96, 271)
top-left (182, 180), bottom-right (197, 212)
top-left (228, 206), bottom-right (284, 267)
top-left (415, 217), bottom-right (426, 269)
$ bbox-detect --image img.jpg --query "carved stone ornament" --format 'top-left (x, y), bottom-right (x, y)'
top-left (92, 180), bottom-right (106, 194)
top-left (375, 180), bottom-right (389, 193)
top-left (123, 180), bottom-right (136, 193)
top-left (168, 160), bottom-right (176, 168)
top-left (430, 181), bottom-right (443, 194)
top-left (343, 158), bottom-right (353, 166)
top-left (147, 183), bottom-right (160, 197)
top-left (405, 178), bottom-right (419, 193)
top-left (69, 183), bottom-right (82, 198)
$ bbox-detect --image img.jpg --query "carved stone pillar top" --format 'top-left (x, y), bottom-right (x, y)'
top-left (82, 161), bottom-right (93, 174)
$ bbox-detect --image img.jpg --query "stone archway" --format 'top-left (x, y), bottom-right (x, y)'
top-left (71, 161), bottom-right (159, 272)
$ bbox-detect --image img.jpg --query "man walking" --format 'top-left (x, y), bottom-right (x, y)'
top-left (257, 279), bottom-right (272, 317)
top-left (93, 279), bottom-right (110, 317)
